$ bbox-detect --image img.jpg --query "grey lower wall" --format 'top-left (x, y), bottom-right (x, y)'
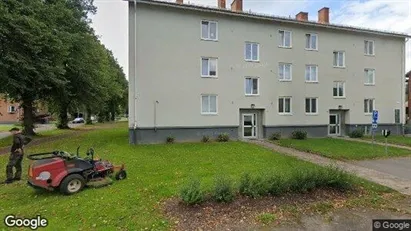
top-left (129, 126), bottom-right (239, 144)
top-left (345, 124), bottom-right (404, 135)
top-left (264, 125), bottom-right (328, 138)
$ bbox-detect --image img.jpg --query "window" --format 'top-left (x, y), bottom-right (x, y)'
top-left (333, 51), bottom-right (345, 67)
top-left (245, 42), bottom-right (259, 61)
top-left (364, 68), bottom-right (375, 85)
top-left (364, 40), bottom-right (374, 55)
top-left (278, 97), bottom-right (292, 114)
top-left (201, 95), bottom-right (217, 114)
top-left (245, 77), bottom-right (259, 95)
top-left (279, 30), bottom-right (292, 48)
top-left (364, 99), bottom-right (375, 114)
top-left (305, 33), bottom-right (317, 50)
top-left (278, 63), bottom-right (292, 81)
top-left (333, 81), bottom-right (345, 98)
top-left (201, 20), bottom-right (217, 40)
top-left (305, 65), bottom-right (318, 82)
top-left (305, 98), bottom-right (318, 114)
top-left (201, 57), bottom-right (217, 77)
top-left (8, 105), bottom-right (15, 113)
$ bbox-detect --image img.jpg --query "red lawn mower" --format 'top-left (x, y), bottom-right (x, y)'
top-left (26, 147), bottom-right (126, 195)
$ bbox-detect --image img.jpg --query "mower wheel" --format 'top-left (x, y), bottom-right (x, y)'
top-left (115, 170), bottom-right (127, 180)
top-left (59, 174), bottom-right (85, 195)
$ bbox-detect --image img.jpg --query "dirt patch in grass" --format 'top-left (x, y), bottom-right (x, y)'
top-left (162, 188), bottom-right (356, 231)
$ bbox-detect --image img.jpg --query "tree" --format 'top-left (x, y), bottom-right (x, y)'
top-left (0, 0), bottom-right (71, 135)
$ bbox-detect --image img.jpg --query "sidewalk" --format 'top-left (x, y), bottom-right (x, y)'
top-left (247, 139), bottom-right (411, 196)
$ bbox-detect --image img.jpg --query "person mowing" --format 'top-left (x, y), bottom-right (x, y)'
top-left (5, 127), bottom-right (32, 184)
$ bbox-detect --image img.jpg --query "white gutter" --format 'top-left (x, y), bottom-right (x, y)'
top-left (403, 38), bottom-right (409, 127)
top-left (133, 0), bottom-right (137, 130)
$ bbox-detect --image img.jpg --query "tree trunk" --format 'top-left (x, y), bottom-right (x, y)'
top-left (21, 99), bottom-right (36, 136)
top-left (86, 107), bottom-right (92, 124)
top-left (57, 104), bottom-right (70, 129)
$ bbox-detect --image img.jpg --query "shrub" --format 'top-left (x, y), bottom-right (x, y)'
top-left (320, 166), bottom-right (354, 190)
top-left (217, 133), bottom-right (230, 142)
top-left (349, 129), bottom-right (364, 138)
top-left (180, 178), bottom-right (204, 205)
top-left (202, 135), bottom-right (210, 143)
top-left (288, 169), bottom-right (318, 193)
top-left (212, 175), bottom-right (235, 203)
top-left (239, 173), bottom-right (269, 198)
top-left (268, 132), bottom-right (281, 141)
top-left (266, 174), bottom-right (288, 196)
top-left (166, 136), bottom-right (175, 143)
top-left (291, 130), bottom-right (307, 140)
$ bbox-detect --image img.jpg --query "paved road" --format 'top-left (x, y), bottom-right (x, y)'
top-left (354, 157), bottom-right (411, 181)
top-left (0, 123), bottom-right (83, 139)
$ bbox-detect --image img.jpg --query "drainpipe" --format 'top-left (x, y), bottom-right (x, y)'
top-left (404, 38), bottom-right (409, 132)
top-left (133, 0), bottom-right (138, 139)
top-left (154, 100), bottom-right (159, 131)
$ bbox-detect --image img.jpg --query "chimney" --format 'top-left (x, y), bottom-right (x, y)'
top-left (176, 0), bottom-right (183, 4)
top-left (296, 12), bottom-right (308, 21)
top-left (318, 7), bottom-right (329, 23)
top-left (218, 0), bottom-right (226, 9)
top-left (230, 0), bottom-right (242, 12)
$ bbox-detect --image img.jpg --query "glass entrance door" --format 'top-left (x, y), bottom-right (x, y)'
top-left (328, 114), bottom-right (340, 136)
top-left (243, 113), bottom-right (257, 138)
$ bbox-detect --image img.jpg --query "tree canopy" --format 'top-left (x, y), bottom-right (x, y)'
top-left (0, 0), bottom-right (127, 134)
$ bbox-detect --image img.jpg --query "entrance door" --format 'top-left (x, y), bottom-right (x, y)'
top-left (243, 113), bottom-right (257, 138)
top-left (328, 114), bottom-right (340, 136)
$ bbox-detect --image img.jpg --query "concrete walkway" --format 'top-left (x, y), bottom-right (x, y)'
top-left (333, 136), bottom-right (411, 151)
top-left (247, 139), bottom-right (411, 195)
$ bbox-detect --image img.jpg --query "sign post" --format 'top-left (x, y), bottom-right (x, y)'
top-left (372, 110), bottom-right (378, 146)
top-left (382, 130), bottom-right (391, 154)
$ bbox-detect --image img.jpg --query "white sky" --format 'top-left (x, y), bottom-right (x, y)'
top-left (90, 0), bottom-right (411, 79)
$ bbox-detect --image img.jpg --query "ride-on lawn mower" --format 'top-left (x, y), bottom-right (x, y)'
top-left (26, 147), bottom-right (126, 195)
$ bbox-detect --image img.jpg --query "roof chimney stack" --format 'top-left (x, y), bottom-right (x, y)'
top-left (176, 0), bottom-right (183, 4)
top-left (230, 0), bottom-right (242, 12)
top-left (318, 7), bottom-right (329, 23)
top-left (296, 12), bottom-right (308, 21)
top-left (218, 0), bottom-right (226, 9)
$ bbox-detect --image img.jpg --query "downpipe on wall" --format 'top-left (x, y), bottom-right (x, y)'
top-left (154, 100), bottom-right (159, 132)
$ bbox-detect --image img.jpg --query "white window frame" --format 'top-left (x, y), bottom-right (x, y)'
top-left (305, 33), bottom-right (318, 50)
top-left (8, 105), bottom-right (16, 113)
top-left (333, 81), bottom-right (345, 98)
top-left (244, 77), bottom-right (259, 96)
top-left (305, 97), bottom-right (318, 115)
top-left (278, 30), bottom-right (292, 48)
top-left (305, 65), bottom-right (318, 82)
top-left (244, 42), bottom-right (259, 62)
top-left (200, 20), bottom-right (218, 41)
top-left (333, 51), bottom-right (345, 68)
top-left (364, 98), bottom-right (375, 114)
top-left (201, 57), bottom-right (218, 78)
top-left (364, 40), bottom-right (375, 56)
top-left (278, 63), bottom-right (292, 81)
top-left (201, 94), bottom-right (218, 115)
top-left (364, 68), bottom-right (375, 85)
top-left (278, 97), bottom-right (292, 115)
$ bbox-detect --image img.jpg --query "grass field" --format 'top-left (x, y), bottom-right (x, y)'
top-left (0, 129), bottom-right (71, 149)
top-left (0, 124), bottom-right (395, 230)
top-left (274, 138), bottom-right (411, 160)
top-left (363, 135), bottom-right (411, 147)
top-left (0, 124), bottom-right (21, 132)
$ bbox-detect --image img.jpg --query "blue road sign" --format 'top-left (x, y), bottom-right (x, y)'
top-left (372, 110), bottom-right (378, 122)
top-left (372, 122), bottom-right (378, 131)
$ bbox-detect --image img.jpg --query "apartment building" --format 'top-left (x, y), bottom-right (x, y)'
top-left (127, 0), bottom-right (410, 144)
top-left (0, 98), bottom-right (21, 124)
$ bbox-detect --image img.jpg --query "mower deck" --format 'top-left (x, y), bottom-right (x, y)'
top-left (86, 177), bottom-right (113, 188)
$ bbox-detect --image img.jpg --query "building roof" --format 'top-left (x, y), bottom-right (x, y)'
top-left (127, 0), bottom-right (411, 39)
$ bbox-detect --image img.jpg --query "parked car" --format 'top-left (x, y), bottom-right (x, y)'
top-left (72, 117), bottom-right (85, 124)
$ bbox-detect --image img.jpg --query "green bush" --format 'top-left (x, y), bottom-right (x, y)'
top-left (217, 133), bottom-right (230, 142)
top-left (266, 174), bottom-right (288, 196)
top-left (291, 130), bottom-right (307, 140)
top-left (202, 135), bottom-right (210, 143)
top-left (179, 178), bottom-right (204, 205)
top-left (212, 175), bottom-right (235, 203)
top-left (268, 132), bottom-right (281, 141)
top-left (319, 166), bottom-right (354, 190)
top-left (239, 173), bottom-right (269, 198)
top-left (349, 128), bottom-right (364, 138)
top-left (166, 136), bottom-right (175, 143)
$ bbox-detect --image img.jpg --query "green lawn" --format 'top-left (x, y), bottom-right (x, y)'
top-left (0, 129), bottom-right (71, 149)
top-left (0, 125), bottom-right (393, 230)
top-left (0, 124), bottom-right (21, 132)
top-left (363, 135), bottom-right (411, 147)
top-left (274, 138), bottom-right (411, 160)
